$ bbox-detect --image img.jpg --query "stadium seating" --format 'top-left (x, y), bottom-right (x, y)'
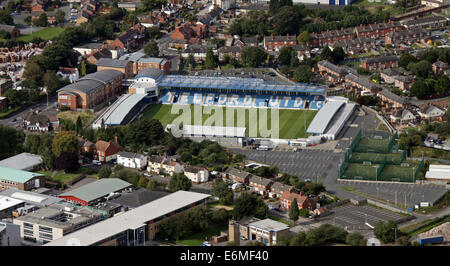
top-left (159, 90), bottom-right (324, 110)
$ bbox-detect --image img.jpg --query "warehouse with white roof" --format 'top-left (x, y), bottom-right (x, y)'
top-left (425, 165), bottom-right (450, 182)
top-left (44, 191), bottom-right (210, 246)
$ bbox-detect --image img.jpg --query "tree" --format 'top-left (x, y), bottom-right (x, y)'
top-left (346, 232), bottom-right (367, 246)
top-left (34, 12), bottom-right (48, 27)
top-left (331, 47), bottom-right (346, 64)
top-left (409, 60), bottom-right (432, 79)
top-left (76, 116), bottom-right (83, 135)
top-left (52, 131), bottom-right (79, 158)
top-left (289, 198), bottom-right (300, 223)
top-left (410, 79), bottom-right (429, 99)
top-left (241, 47), bottom-right (267, 68)
top-left (125, 119), bottom-right (165, 148)
top-left (211, 180), bottom-right (233, 205)
top-left (374, 220), bottom-right (397, 244)
top-left (98, 165), bottom-right (112, 179)
top-left (233, 193), bottom-right (267, 220)
top-left (290, 232), bottom-right (306, 246)
top-left (210, 208), bottom-right (230, 226)
top-left (138, 176), bottom-right (149, 188)
top-left (278, 46), bottom-right (295, 66)
top-left (55, 10), bottom-right (65, 25)
top-left (398, 53), bottom-right (417, 69)
top-left (0, 125), bottom-right (25, 160)
top-left (40, 147), bottom-right (55, 170)
top-left (146, 27), bottom-right (161, 40)
top-left (55, 152), bottom-right (79, 172)
top-left (297, 31), bottom-right (311, 45)
top-left (144, 41), bottom-right (159, 57)
top-left (320, 46), bottom-right (333, 62)
top-left (299, 208), bottom-right (309, 218)
top-left (205, 48), bottom-right (217, 69)
top-left (147, 179), bottom-right (158, 190)
top-left (293, 65), bottom-right (314, 83)
top-left (435, 75), bottom-right (449, 95)
top-left (187, 54), bottom-right (195, 68)
top-left (24, 16), bottom-right (32, 26)
top-left (0, 11), bottom-right (13, 25)
top-left (80, 60), bottom-right (86, 77)
top-left (168, 173), bottom-right (192, 192)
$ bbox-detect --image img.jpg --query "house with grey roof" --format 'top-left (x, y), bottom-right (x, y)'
top-left (378, 88), bottom-right (410, 111)
top-left (390, 108), bottom-right (419, 125)
top-left (248, 175), bottom-right (273, 197)
top-left (269, 182), bottom-right (293, 198)
top-left (223, 167), bottom-right (251, 185)
top-left (418, 104), bottom-right (446, 121)
top-left (117, 152), bottom-right (147, 170)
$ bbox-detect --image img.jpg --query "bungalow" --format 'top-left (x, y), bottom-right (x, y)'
top-left (390, 109), bottom-right (419, 125)
top-left (184, 166), bottom-right (209, 183)
top-left (94, 139), bottom-right (123, 162)
top-left (248, 175), bottom-right (273, 197)
top-left (223, 167), bottom-right (251, 185)
top-left (280, 191), bottom-right (317, 211)
top-left (418, 104), bottom-right (446, 122)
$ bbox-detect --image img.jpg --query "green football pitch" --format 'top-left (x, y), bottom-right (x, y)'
top-left (140, 104), bottom-right (318, 139)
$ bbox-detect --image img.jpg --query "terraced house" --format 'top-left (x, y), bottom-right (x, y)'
top-left (361, 55), bottom-right (399, 71)
top-left (57, 69), bottom-right (125, 110)
top-left (248, 175), bottom-right (273, 197)
top-left (263, 34), bottom-right (297, 51)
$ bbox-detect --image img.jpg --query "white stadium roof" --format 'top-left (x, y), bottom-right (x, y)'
top-left (44, 191), bottom-right (210, 246)
top-left (307, 101), bottom-right (345, 134)
top-left (167, 124), bottom-right (247, 138)
top-left (102, 94), bottom-right (146, 126)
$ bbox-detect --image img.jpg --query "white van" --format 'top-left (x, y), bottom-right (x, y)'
top-left (256, 146), bottom-right (269, 151)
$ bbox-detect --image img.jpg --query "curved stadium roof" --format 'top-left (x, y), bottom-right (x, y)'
top-left (307, 101), bottom-right (345, 134)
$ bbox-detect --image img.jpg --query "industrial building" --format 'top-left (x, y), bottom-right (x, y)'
top-left (0, 153), bottom-right (43, 171)
top-left (45, 191), bottom-right (210, 246)
top-left (57, 69), bottom-right (125, 110)
top-left (0, 167), bottom-right (45, 191)
top-left (13, 202), bottom-right (106, 244)
top-left (0, 189), bottom-right (61, 208)
top-left (58, 178), bottom-right (133, 206)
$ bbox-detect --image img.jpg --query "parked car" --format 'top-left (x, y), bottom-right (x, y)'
top-left (92, 160), bottom-right (102, 166)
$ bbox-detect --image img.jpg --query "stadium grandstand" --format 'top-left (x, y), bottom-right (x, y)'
top-left (158, 75), bottom-right (327, 110)
top-left (306, 99), bottom-right (356, 140)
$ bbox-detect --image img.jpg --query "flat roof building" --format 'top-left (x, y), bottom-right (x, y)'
top-left (45, 191), bottom-right (210, 246)
top-left (0, 189), bottom-right (61, 207)
top-left (13, 202), bottom-right (106, 245)
top-left (0, 153), bottom-right (43, 171)
top-left (59, 178), bottom-right (132, 206)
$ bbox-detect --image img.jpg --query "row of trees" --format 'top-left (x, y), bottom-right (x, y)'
top-left (276, 224), bottom-right (366, 246)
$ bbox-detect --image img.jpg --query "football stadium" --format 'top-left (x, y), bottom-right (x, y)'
top-left (93, 68), bottom-right (356, 141)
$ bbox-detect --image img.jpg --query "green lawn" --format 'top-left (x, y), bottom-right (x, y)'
top-left (37, 167), bottom-right (93, 184)
top-left (176, 225), bottom-right (227, 246)
top-left (0, 107), bottom-right (20, 119)
top-left (141, 104), bottom-right (317, 139)
top-left (18, 27), bottom-right (65, 42)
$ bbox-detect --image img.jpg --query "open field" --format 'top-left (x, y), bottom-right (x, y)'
top-left (18, 27), bottom-right (65, 42)
top-left (141, 104), bottom-right (317, 139)
top-left (350, 152), bottom-right (404, 165)
top-left (57, 110), bottom-right (97, 126)
top-left (37, 167), bottom-right (93, 184)
top-left (342, 163), bottom-right (379, 180)
top-left (176, 225), bottom-right (227, 246)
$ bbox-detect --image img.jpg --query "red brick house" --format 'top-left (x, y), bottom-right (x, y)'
top-left (317, 60), bottom-right (348, 83)
top-left (0, 24), bottom-right (21, 39)
top-left (280, 191), bottom-right (317, 211)
top-left (110, 24), bottom-right (146, 51)
top-left (269, 182), bottom-right (293, 198)
top-left (263, 34), bottom-right (297, 51)
top-left (95, 139), bottom-right (123, 162)
top-left (248, 175), bottom-right (273, 197)
top-left (170, 22), bottom-right (208, 43)
top-left (223, 167), bottom-right (251, 185)
top-left (360, 55), bottom-right (399, 71)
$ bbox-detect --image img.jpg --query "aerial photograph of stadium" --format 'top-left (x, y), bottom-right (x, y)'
top-left (0, 0), bottom-right (450, 259)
